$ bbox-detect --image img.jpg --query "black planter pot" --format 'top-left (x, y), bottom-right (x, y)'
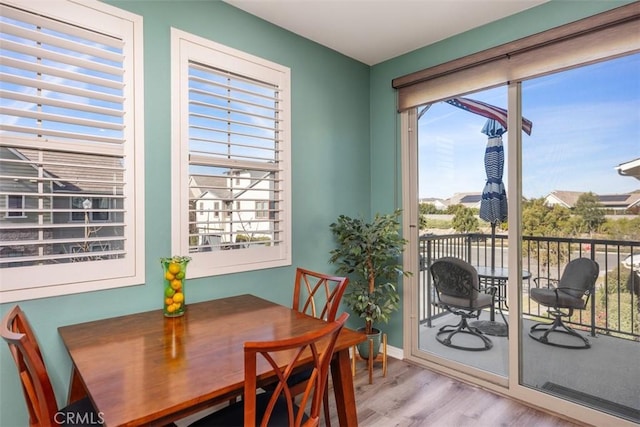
top-left (356, 327), bottom-right (381, 359)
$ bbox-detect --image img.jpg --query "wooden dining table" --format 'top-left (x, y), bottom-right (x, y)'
top-left (58, 294), bottom-right (366, 426)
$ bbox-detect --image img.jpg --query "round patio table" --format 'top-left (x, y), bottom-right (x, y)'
top-left (470, 266), bottom-right (531, 337)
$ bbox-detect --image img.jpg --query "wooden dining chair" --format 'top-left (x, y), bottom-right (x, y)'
top-left (1, 305), bottom-right (99, 427)
top-left (291, 268), bottom-right (349, 424)
top-left (231, 268), bottom-right (349, 424)
top-left (189, 312), bottom-right (349, 427)
top-left (292, 267), bottom-right (349, 323)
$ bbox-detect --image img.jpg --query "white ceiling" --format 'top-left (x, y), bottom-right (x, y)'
top-left (223, 0), bottom-right (550, 65)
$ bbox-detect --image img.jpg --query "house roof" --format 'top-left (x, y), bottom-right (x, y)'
top-left (189, 175), bottom-right (229, 200)
top-left (616, 158), bottom-right (640, 181)
top-left (545, 190), bottom-right (640, 209)
top-left (447, 192), bottom-right (482, 208)
top-left (2, 147), bottom-right (122, 195)
top-left (190, 170), bottom-right (271, 201)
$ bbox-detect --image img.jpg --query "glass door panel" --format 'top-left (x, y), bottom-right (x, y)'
top-left (520, 53), bottom-right (640, 423)
top-left (417, 86), bottom-right (511, 377)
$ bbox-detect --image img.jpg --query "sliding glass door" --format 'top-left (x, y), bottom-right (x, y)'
top-left (519, 53), bottom-right (639, 423)
top-left (405, 51), bottom-right (639, 425)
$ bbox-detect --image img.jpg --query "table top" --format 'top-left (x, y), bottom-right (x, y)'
top-left (474, 266), bottom-right (531, 280)
top-left (58, 294), bottom-right (364, 426)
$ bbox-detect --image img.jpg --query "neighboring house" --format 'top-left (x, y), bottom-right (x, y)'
top-left (419, 197), bottom-right (447, 210)
top-left (616, 158), bottom-right (640, 181)
top-left (189, 169), bottom-right (274, 250)
top-left (1, 147), bottom-right (122, 262)
top-left (446, 192), bottom-right (482, 210)
top-left (544, 190), bottom-right (640, 213)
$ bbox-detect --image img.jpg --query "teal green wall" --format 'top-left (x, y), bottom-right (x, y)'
top-left (0, 2), bottom-right (369, 426)
top-left (0, 1), bottom-right (630, 425)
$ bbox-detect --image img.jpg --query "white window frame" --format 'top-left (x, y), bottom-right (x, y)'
top-left (0, 0), bottom-right (145, 302)
top-left (171, 29), bottom-right (291, 278)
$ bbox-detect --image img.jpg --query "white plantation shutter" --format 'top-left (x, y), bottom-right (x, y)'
top-left (0, 0), bottom-right (144, 301)
top-left (172, 30), bottom-right (291, 277)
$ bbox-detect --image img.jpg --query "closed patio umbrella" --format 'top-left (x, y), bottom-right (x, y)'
top-left (445, 97), bottom-right (532, 270)
top-left (480, 118), bottom-right (507, 271)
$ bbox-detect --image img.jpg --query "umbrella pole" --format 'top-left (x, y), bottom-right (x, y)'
top-left (490, 222), bottom-right (496, 271)
top-left (490, 221), bottom-right (497, 322)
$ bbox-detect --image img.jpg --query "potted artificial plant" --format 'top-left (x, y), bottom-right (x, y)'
top-left (329, 209), bottom-right (409, 359)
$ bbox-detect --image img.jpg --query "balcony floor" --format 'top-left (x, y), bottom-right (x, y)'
top-left (419, 311), bottom-right (640, 423)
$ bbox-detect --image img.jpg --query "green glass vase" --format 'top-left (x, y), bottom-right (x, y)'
top-left (160, 256), bottom-right (191, 317)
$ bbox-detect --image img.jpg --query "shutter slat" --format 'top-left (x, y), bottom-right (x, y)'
top-left (1, 136), bottom-right (124, 156)
top-left (189, 102), bottom-right (282, 128)
top-left (1, 39), bottom-right (123, 77)
top-left (189, 70), bottom-right (279, 98)
top-left (189, 125), bottom-right (280, 143)
top-left (1, 56), bottom-right (124, 90)
top-left (1, 89), bottom-right (124, 118)
top-left (1, 107), bottom-right (124, 131)
top-left (189, 88), bottom-right (282, 113)
top-left (1, 21), bottom-right (123, 63)
top-left (0, 4), bottom-right (123, 48)
top-left (0, 191), bottom-right (126, 199)
top-left (0, 222), bottom-right (125, 231)
top-left (0, 235), bottom-right (124, 247)
top-left (189, 154), bottom-right (281, 172)
top-left (0, 73), bottom-right (124, 104)
top-left (0, 175), bottom-right (125, 186)
top-left (1, 124), bottom-right (124, 145)
top-left (190, 137), bottom-right (284, 152)
top-left (0, 250), bottom-right (126, 265)
top-left (1, 157), bottom-right (125, 172)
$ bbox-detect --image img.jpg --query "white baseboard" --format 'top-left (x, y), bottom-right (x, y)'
top-left (387, 344), bottom-right (403, 360)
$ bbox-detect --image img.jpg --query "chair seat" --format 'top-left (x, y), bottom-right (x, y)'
top-left (530, 288), bottom-right (584, 309)
top-left (189, 390), bottom-right (308, 426)
top-left (439, 291), bottom-right (492, 309)
top-left (59, 397), bottom-right (101, 426)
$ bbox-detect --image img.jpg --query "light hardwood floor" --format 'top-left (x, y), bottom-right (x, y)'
top-left (328, 357), bottom-right (582, 427)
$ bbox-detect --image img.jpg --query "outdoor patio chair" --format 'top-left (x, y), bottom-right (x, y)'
top-left (529, 258), bottom-right (599, 349)
top-left (429, 257), bottom-right (494, 351)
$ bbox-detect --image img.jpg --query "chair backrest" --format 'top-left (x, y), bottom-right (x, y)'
top-left (429, 257), bottom-right (480, 303)
top-left (243, 312), bottom-right (348, 427)
top-left (559, 258), bottom-right (600, 298)
top-left (1, 305), bottom-right (59, 427)
top-left (293, 268), bottom-right (349, 321)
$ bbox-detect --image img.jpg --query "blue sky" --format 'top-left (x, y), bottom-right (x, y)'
top-left (418, 53), bottom-right (640, 200)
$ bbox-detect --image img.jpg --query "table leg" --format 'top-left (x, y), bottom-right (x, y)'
top-left (489, 279), bottom-right (496, 321)
top-left (331, 348), bottom-right (359, 426)
top-left (67, 364), bottom-right (88, 405)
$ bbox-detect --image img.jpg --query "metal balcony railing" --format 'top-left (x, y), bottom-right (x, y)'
top-left (418, 233), bottom-right (640, 340)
